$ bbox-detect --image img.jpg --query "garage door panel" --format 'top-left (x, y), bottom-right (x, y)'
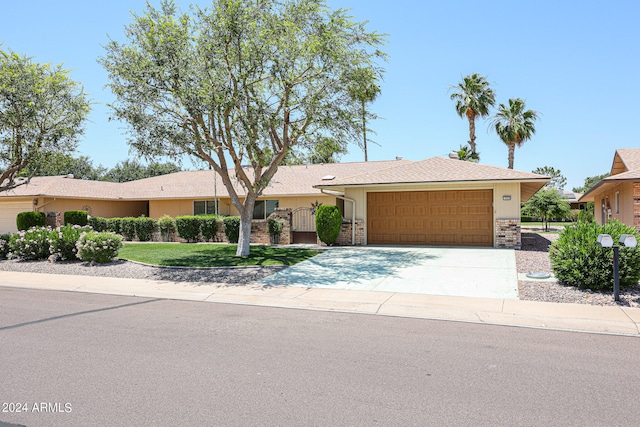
top-left (367, 190), bottom-right (493, 247)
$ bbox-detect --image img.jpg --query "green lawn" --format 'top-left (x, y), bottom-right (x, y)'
top-left (521, 221), bottom-right (572, 227)
top-left (118, 243), bottom-right (321, 267)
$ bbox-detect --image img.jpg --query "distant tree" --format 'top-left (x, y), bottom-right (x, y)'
top-left (450, 73), bottom-right (495, 156)
top-left (522, 188), bottom-right (571, 231)
top-left (572, 173), bottom-right (610, 194)
top-left (346, 67), bottom-right (381, 162)
top-left (492, 98), bottom-right (539, 169)
top-left (0, 48), bottom-right (90, 191)
top-left (20, 152), bottom-right (105, 180)
top-left (455, 144), bottom-right (479, 162)
top-left (533, 166), bottom-right (566, 190)
top-left (103, 159), bottom-right (181, 182)
top-left (100, 0), bottom-right (385, 256)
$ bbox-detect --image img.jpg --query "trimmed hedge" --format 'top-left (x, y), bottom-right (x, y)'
top-left (135, 217), bottom-right (157, 242)
top-left (550, 220), bottom-right (640, 291)
top-left (88, 216), bottom-right (108, 232)
top-left (316, 205), bottom-right (341, 245)
top-left (64, 210), bottom-right (88, 226)
top-left (175, 216), bottom-right (201, 242)
top-left (16, 211), bottom-right (46, 231)
top-left (157, 215), bottom-right (176, 241)
top-left (223, 216), bottom-right (241, 243)
top-left (199, 215), bottom-right (220, 242)
top-left (120, 217), bottom-right (137, 241)
top-left (106, 218), bottom-right (122, 234)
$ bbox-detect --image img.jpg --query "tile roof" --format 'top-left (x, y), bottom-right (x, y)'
top-left (315, 156), bottom-right (549, 187)
top-left (0, 160), bottom-right (412, 200)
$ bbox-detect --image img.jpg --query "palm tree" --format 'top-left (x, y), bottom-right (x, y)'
top-left (491, 98), bottom-right (539, 169)
top-left (450, 73), bottom-right (495, 155)
top-left (347, 67), bottom-right (381, 162)
top-left (455, 144), bottom-right (479, 162)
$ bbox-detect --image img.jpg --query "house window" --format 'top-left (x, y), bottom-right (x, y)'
top-left (194, 200), bottom-right (219, 215)
top-left (615, 192), bottom-right (620, 215)
top-left (253, 200), bottom-right (279, 219)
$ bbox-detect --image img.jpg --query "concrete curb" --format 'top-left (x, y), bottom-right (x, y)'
top-left (1, 270), bottom-right (639, 337)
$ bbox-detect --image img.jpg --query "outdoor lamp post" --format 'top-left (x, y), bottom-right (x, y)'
top-left (597, 233), bottom-right (638, 302)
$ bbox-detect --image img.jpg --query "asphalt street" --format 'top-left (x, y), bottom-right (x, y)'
top-left (1, 287), bottom-right (640, 426)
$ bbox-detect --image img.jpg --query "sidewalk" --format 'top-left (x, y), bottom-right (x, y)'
top-left (1, 270), bottom-right (639, 337)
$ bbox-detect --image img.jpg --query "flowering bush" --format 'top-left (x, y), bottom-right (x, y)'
top-left (49, 225), bottom-right (92, 261)
top-left (76, 231), bottom-right (123, 263)
top-left (0, 233), bottom-right (12, 259)
top-left (9, 226), bottom-right (53, 260)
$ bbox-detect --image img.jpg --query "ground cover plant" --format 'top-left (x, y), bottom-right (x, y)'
top-left (118, 243), bottom-right (319, 267)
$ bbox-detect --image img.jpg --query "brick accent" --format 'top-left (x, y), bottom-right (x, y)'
top-left (45, 212), bottom-right (62, 229)
top-left (250, 208), bottom-right (292, 245)
top-left (333, 219), bottom-right (365, 246)
top-left (634, 183), bottom-right (640, 233)
top-left (495, 219), bottom-right (521, 249)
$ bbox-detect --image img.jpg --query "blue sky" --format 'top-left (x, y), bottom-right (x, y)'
top-left (2, 0), bottom-right (636, 190)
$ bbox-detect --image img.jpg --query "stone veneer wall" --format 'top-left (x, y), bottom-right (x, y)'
top-left (45, 212), bottom-right (62, 229)
top-left (634, 183), bottom-right (640, 232)
top-left (331, 219), bottom-right (365, 246)
top-left (250, 208), bottom-right (292, 245)
top-left (495, 219), bottom-right (521, 249)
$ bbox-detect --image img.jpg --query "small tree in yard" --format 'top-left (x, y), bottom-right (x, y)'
top-left (100, 0), bottom-right (386, 256)
top-left (522, 188), bottom-right (571, 231)
top-left (316, 205), bottom-right (342, 245)
top-left (0, 48), bottom-right (90, 191)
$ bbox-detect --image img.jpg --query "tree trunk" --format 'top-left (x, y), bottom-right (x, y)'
top-left (362, 100), bottom-right (368, 162)
top-left (508, 143), bottom-right (515, 169)
top-left (468, 115), bottom-right (477, 153)
top-left (235, 194), bottom-right (258, 257)
top-left (237, 212), bottom-right (253, 257)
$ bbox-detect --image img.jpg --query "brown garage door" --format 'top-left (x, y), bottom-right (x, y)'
top-left (367, 190), bottom-right (493, 246)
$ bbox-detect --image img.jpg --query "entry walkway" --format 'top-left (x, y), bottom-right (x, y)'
top-left (258, 246), bottom-right (519, 299)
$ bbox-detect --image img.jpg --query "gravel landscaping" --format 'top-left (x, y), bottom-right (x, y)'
top-left (517, 233), bottom-right (640, 307)
top-left (2, 232), bottom-right (640, 307)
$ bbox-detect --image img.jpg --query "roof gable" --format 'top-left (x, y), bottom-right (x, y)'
top-left (611, 148), bottom-right (640, 175)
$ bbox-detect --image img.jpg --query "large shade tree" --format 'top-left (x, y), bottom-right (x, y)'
top-left (533, 166), bottom-right (566, 190)
top-left (0, 49), bottom-right (90, 191)
top-left (492, 98), bottom-right (539, 169)
top-left (101, 0), bottom-right (386, 256)
top-left (450, 73), bottom-right (495, 156)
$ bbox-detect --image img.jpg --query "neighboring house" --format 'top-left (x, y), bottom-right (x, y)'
top-left (0, 156), bottom-right (549, 248)
top-left (562, 190), bottom-right (585, 210)
top-left (579, 148), bottom-right (640, 230)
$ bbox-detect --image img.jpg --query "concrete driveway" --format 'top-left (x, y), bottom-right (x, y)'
top-left (257, 246), bottom-right (519, 299)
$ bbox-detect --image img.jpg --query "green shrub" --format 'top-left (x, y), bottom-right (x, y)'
top-left (64, 210), bottom-right (88, 226)
top-left (135, 217), bottom-right (157, 242)
top-left (268, 217), bottom-right (284, 235)
top-left (223, 216), bottom-right (241, 243)
top-left (9, 226), bottom-right (52, 260)
top-left (550, 220), bottom-right (640, 291)
top-left (120, 217), bottom-right (137, 241)
top-left (199, 215), bottom-right (220, 242)
top-left (106, 217), bottom-right (122, 234)
top-left (577, 209), bottom-right (594, 223)
top-left (76, 231), bottom-right (123, 263)
top-left (316, 205), bottom-right (342, 245)
top-left (157, 215), bottom-right (176, 241)
top-left (0, 233), bottom-right (12, 259)
top-left (175, 215), bottom-right (201, 242)
top-left (88, 216), bottom-right (108, 232)
top-left (520, 216), bottom-right (532, 222)
top-left (16, 211), bottom-right (46, 231)
top-left (49, 225), bottom-right (91, 261)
